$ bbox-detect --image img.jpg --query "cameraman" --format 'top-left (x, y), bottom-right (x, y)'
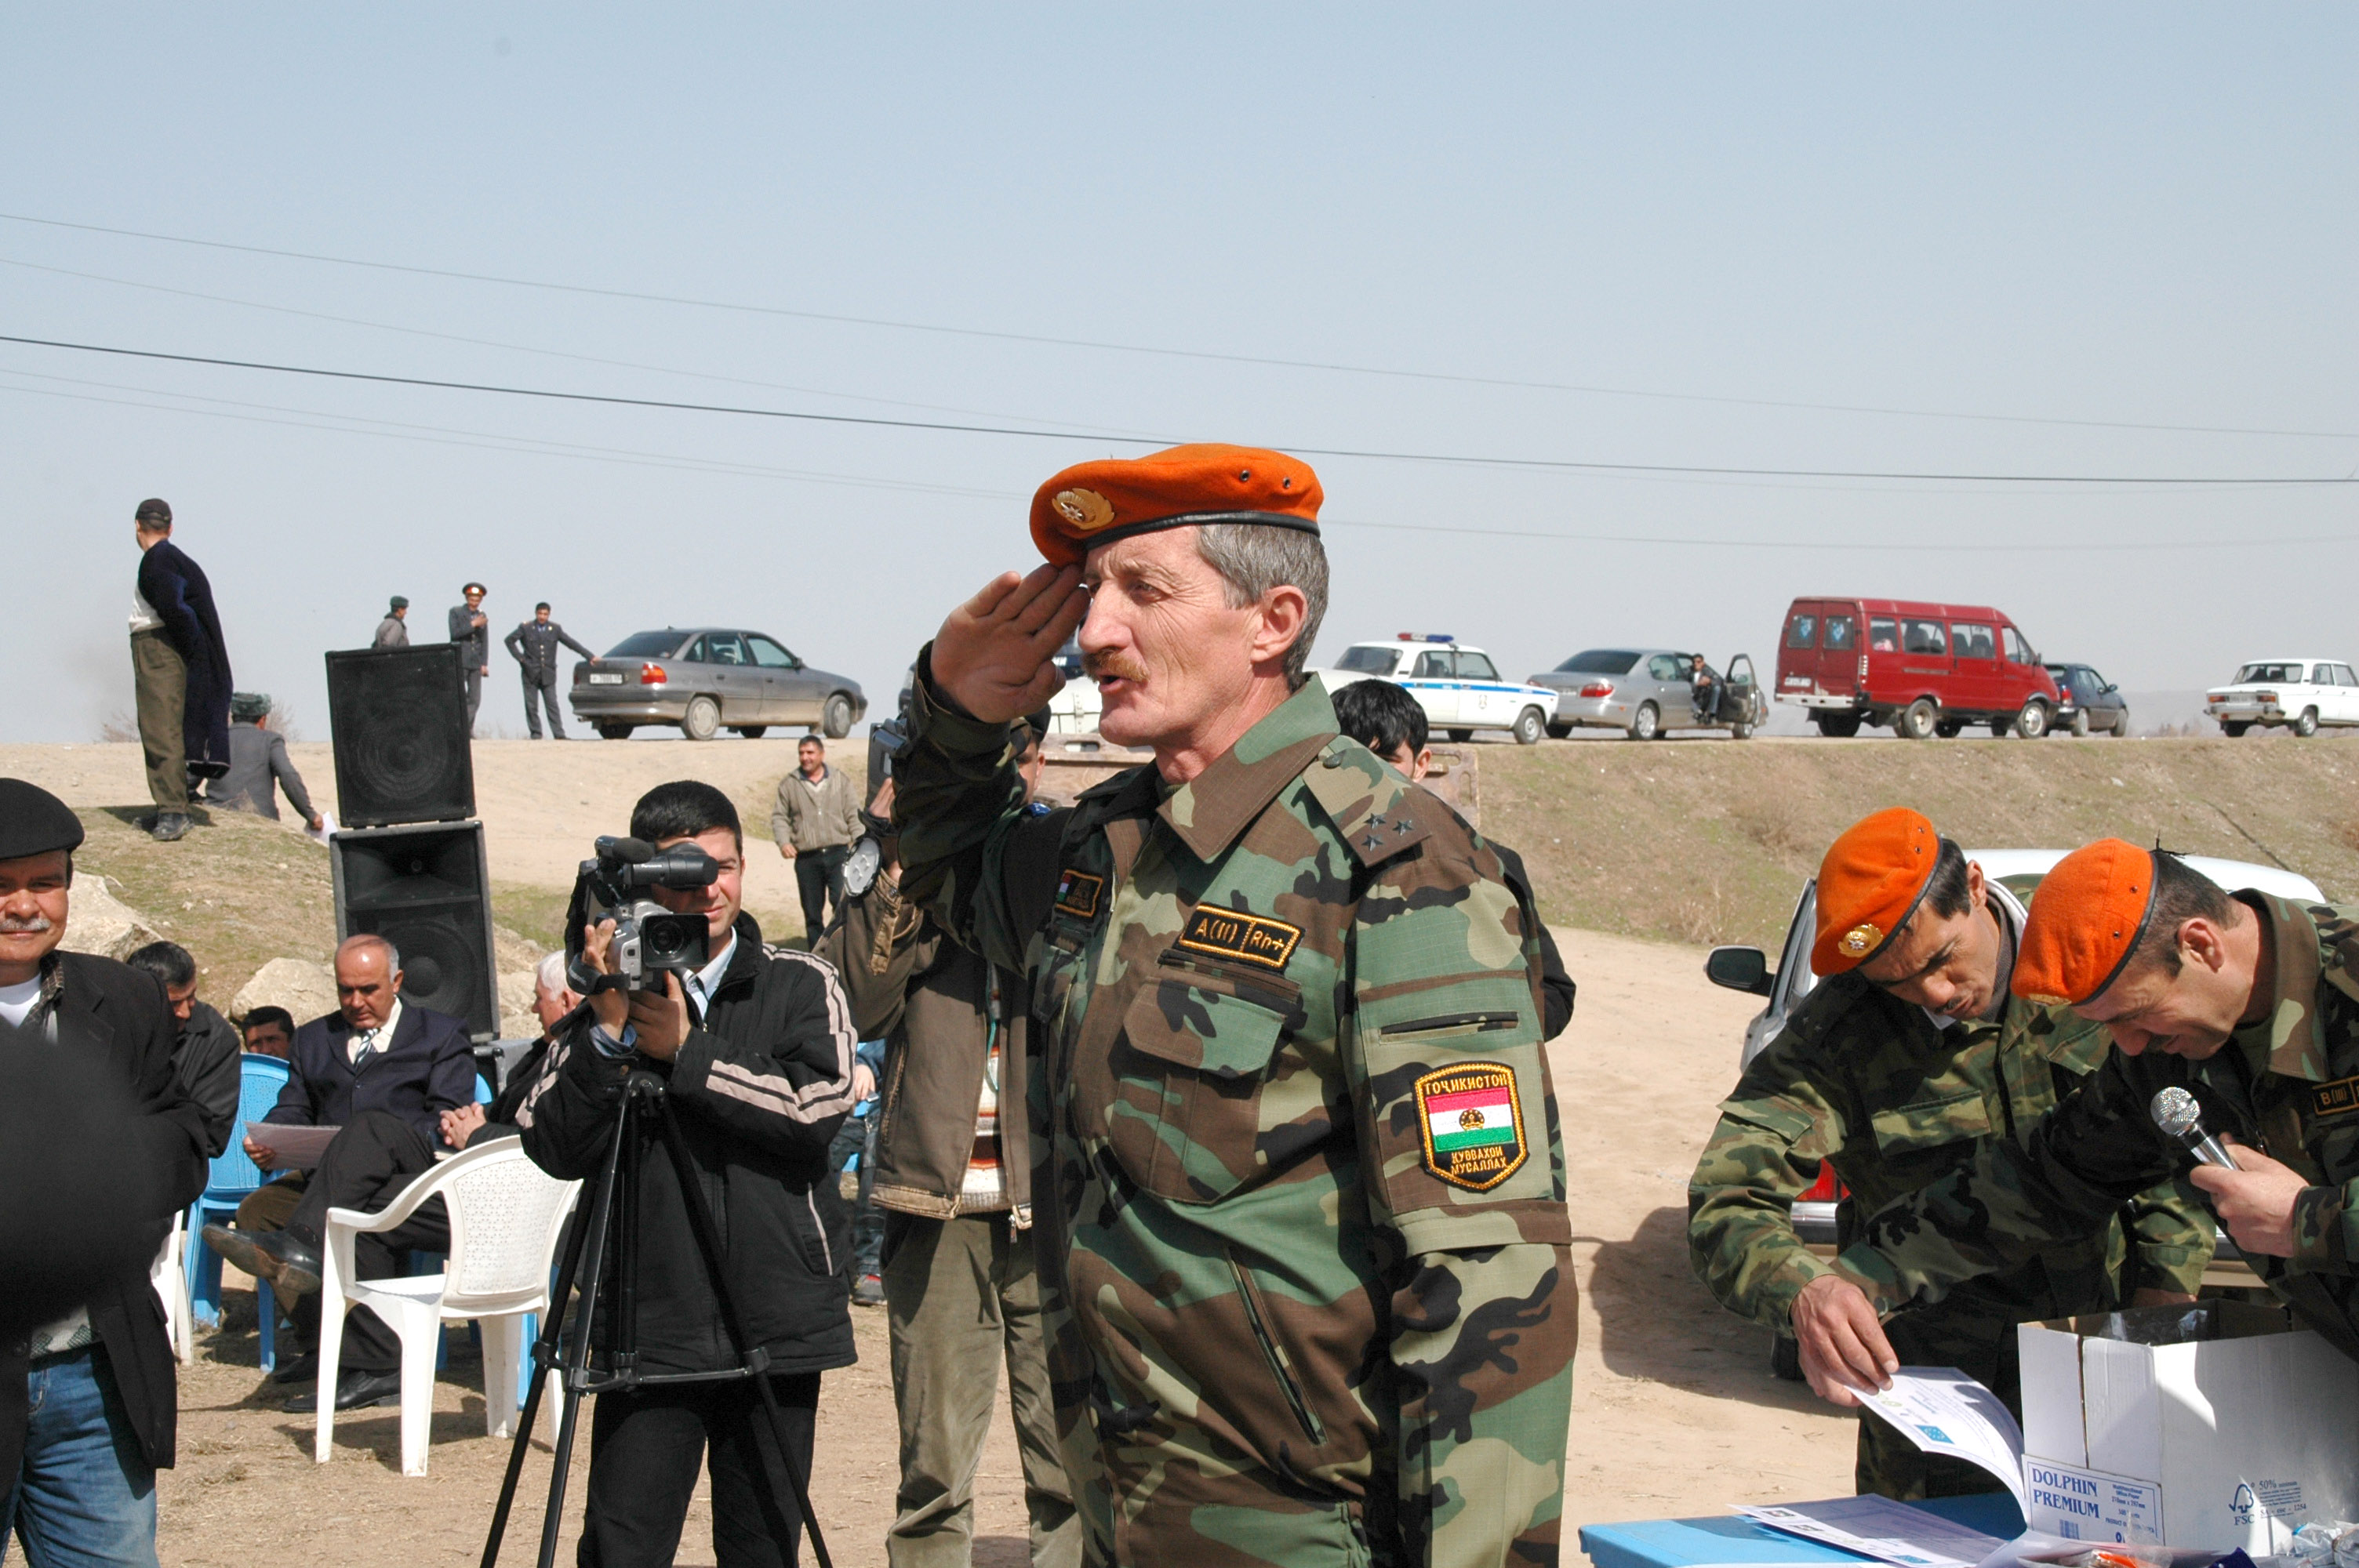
top-left (816, 717), bottom-right (1078, 1568)
top-left (524, 781), bottom-right (860, 1568)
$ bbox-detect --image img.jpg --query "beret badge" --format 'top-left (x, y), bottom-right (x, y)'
top-left (1840, 922), bottom-right (1883, 957)
top-left (1052, 488), bottom-right (1116, 532)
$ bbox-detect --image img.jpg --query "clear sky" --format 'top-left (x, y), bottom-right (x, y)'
top-left (4, 7), bottom-right (2352, 742)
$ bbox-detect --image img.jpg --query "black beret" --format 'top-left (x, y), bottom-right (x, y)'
top-left (0, 780), bottom-right (84, 862)
top-left (134, 499), bottom-right (171, 525)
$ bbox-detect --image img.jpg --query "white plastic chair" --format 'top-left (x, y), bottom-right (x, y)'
top-left (314, 1139), bottom-right (578, 1475)
top-left (152, 1213), bottom-right (193, 1363)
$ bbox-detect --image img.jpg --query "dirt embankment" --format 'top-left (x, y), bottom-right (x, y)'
top-left (1482, 734), bottom-right (2359, 952)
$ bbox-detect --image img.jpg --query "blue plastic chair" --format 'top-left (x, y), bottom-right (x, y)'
top-left (186, 1055), bottom-right (293, 1359)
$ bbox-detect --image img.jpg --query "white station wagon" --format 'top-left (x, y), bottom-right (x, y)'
top-left (2206, 658), bottom-right (2359, 738)
top-left (1318, 635), bottom-right (1560, 745)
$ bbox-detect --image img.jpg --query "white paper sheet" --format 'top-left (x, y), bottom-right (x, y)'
top-left (248, 1123), bottom-right (340, 1171)
top-left (1737, 1496), bottom-right (2009, 1568)
top-left (1856, 1367), bottom-right (2029, 1513)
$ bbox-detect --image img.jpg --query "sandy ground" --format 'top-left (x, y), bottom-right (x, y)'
top-left (3, 739), bottom-right (1861, 1558)
top-left (146, 927), bottom-right (1853, 1567)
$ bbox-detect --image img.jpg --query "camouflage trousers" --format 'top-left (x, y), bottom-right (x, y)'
top-left (1070, 1426), bottom-right (1381, 1568)
top-left (1856, 1308), bottom-right (2023, 1500)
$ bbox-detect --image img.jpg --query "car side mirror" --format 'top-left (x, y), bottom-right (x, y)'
top-left (2103, 684), bottom-right (2118, 695)
top-left (1705, 946), bottom-right (1774, 997)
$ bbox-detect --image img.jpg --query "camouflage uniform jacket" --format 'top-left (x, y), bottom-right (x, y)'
top-left (1690, 885), bottom-right (2213, 1342)
top-left (1835, 894), bottom-right (2359, 1360)
top-left (892, 664), bottom-right (1576, 1568)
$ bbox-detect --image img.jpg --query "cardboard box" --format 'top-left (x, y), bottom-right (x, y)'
top-left (2019, 1301), bottom-right (2359, 1554)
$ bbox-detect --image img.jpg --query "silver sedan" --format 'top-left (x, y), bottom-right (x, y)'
top-left (1528, 648), bottom-right (1760, 740)
top-left (570, 627), bottom-right (867, 742)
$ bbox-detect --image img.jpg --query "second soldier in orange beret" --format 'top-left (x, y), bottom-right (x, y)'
top-left (1827, 842), bottom-right (2359, 1369)
top-left (1688, 808), bottom-right (2213, 1501)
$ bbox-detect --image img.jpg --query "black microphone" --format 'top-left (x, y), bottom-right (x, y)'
top-left (2150, 1087), bottom-right (2240, 1171)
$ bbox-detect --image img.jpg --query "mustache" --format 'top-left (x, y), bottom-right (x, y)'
top-left (1084, 651), bottom-right (1147, 684)
top-left (0, 914), bottom-right (54, 935)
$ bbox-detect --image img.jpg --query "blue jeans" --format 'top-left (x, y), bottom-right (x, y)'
top-left (2, 1346), bottom-right (158, 1568)
top-left (827, 1109), bottom-right (885, 1280)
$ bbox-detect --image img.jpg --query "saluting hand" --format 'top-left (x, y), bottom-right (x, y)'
top-left (931, 564), bottom-right (1089, 724)
top-left (1790, 1274), bottom-right (1899, 1408)
top-left (2190, 1138), bottom-right (2310, 1257)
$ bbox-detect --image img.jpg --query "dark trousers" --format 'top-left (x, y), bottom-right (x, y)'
top-left (460, 663), bottom-right (483, 729)
top-left (238, 1112), bottom-right (448, 1374)
top-left (824, 1110), bottom-right (884, 1280)
top-left (579, 1371), bottom-right (821, 1568)
top-left (793, 846), bottom-right (850, 943)
top-left (131, 628), bottom-right (188, 811)
top-left (522, 674), bottom-right (568, 739)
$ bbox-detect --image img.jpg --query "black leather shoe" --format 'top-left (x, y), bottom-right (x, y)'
top-left (254, 1231), bottom-right (323, 1300)
top-left (201, 1224), bottom-right (269, 1280)
top-left (151, 812), bottom-right (189, 842)
top-left (285, 1368), bottom-right (402, 1414)
top-left (269, 1353), bottom-right (318, 1386)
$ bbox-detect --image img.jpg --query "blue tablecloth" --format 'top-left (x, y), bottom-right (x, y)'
top-left (1580, 1493), bottom-right (2028, 1568)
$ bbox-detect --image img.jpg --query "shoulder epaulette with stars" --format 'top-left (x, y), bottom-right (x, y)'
top-left (1300, 736), bottom-right (1436, 866)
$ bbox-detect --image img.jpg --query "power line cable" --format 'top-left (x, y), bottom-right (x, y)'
top-left (4, 332), bottom-right (2351, 487)
top-left (5, 209), bottom-right (2351, 443)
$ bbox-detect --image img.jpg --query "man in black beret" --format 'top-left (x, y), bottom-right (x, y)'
top-left (129, 500), bottom-right (233, 844)
top-left (0, 779), bottom-right (209, 1563)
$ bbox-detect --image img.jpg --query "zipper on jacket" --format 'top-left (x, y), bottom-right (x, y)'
top-left (805, 1189), bottom-right (834, 1276)
top-left (1226, 1249), bottom-right (1325, 1445)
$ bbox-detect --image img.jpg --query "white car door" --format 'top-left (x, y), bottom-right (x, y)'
top-left (2330, 664), bottom-right (2359, 724)
top-left (1455, 649), bottom-right (1505, 725)
top-left (1405, 648), bottom-right (1459, 728)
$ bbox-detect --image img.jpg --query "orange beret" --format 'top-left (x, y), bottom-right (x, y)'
top-left (2012, 839), bottom-right (2157, 1006)
top-left (1030, 443), bottom-right (1322, 567)
top-left (1812, 807), bottom-right (1941, 977)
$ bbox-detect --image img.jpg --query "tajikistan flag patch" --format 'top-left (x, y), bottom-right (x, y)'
top-left (1413, 1062), bottom-right (1528, 1192)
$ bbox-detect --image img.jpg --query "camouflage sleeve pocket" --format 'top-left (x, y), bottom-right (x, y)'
top-left (1867, 1087), bottom-right (1992, 1155)
top-left (1100, 972), bottom-right (1296, 1205)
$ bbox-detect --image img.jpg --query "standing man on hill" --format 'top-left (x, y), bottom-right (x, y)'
top-left (448, 583), bottom-right (491, 731)
top-left (129, 499), bottom-right (233, 844)
top-left (772, 735), bottom-right (863, 942)
top-left (504, 601), bottom-right (596, 740)
top-left (1687, 808), bottom-right (2213, 1498)
top-left (892, 444), bottom-right (1574, 1565)
top-left (373, 597), bottom-right (411, 648)
top-left (0, 779), bottom-right (209, 1566)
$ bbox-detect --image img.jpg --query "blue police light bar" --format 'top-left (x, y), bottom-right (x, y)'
top-left (1395, 632), bottom-right (1457, 643)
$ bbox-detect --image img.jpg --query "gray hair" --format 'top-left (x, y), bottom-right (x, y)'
top-left (1192, 524), bottom-right (1329, 688)
top-left (339, 933), bottom-right (401, 973)
top-left (536, 950), bottom-right (569, 995)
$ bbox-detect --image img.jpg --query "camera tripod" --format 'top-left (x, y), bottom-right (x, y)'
top-left (479, 1065), bottom-right (835, 1568)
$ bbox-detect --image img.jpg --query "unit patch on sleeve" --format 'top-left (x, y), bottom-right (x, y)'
top-left (1414, 1062), bottom-right (1528, 1192)
top-left (2314, 1076), bottom-right (2359, 1120)
top-left (1176, 905), bottom-right (1303, 973)
top-left (1054, 869), bottom-right (1104, 920)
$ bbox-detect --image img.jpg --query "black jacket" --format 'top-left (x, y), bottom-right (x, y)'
top-left (1492, 842), bottom-right (1577, 1041)
top-left (524, 914), bottom-right (860, 1377)
top-left (173, 1000), bottom-right (245, 1159)
top-left (0, 953), bottom-right (209, 1482)
top-left (135, 538), bottom-right (232, 777)
top-left (266, 1000), bottom-right (478, 1150)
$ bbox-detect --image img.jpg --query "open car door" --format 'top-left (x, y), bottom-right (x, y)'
top-left (1722, 654), bottom-right (1760, 738)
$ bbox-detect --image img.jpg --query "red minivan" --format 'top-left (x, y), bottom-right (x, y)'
top-left (1774, 597), bottom-right (2064, 739)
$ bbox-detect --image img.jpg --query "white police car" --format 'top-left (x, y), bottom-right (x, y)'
top-left (1318, 634), bottom-right (1559, 745)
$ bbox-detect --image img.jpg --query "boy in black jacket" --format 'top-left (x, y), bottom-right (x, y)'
top-left (525, 781), bottom-right (858, 1568)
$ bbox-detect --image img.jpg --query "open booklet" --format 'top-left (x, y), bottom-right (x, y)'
top-left (1853, 1366), bottom-right (2030, 1513)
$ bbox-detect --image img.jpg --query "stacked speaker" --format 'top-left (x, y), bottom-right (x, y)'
top-left (325, 645), bottom-right (500, 1040)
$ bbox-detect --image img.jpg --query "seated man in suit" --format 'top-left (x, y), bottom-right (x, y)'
top-left (200, 933), bottom-right (475, 1409)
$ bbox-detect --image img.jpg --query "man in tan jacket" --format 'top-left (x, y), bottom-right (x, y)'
top-left (770, 734), bottom-right (863, 942)
top-left (818, 721), bottom-right (1076, 1568)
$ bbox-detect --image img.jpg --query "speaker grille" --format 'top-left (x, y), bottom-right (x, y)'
top-left (326, 645), bottom-right (475, 827)
top-left (331, 822), bottom-right (498, 1040)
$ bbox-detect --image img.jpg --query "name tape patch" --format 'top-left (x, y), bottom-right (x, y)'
top-left (1054, 869), bottom-right (1104, 920)
top-left (1413, 1062), bottom-right (1528, 1192)
top-left (1175, 906), bottom-right (1303, 973)
top-left (2314, 1076), bottom-right (2359, 1120)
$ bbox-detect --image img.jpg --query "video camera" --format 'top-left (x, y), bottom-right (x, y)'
top-left (568, 835), bottom-right (718, 991)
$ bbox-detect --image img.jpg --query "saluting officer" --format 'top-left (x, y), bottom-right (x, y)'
top-left (503, 601), bottom-right (594, 740)
top-left (891, 445), bottom-right (1575, 1566)
top-left (1688, 808), bottom-right (2211, 1499)
top-left (1831, 843), bottom-right (2359, 1369)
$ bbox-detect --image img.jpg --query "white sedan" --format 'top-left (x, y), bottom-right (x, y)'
top-left (1318, 636), bottom-right (1559, 745)
top-left (2207, 658), bottom-right (2359, 738)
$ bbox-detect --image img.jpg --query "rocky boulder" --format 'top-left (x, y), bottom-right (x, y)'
top-left (231, 957), bottom-right (338, 1028)
top-left (58, 878), bottom-right (165, 961)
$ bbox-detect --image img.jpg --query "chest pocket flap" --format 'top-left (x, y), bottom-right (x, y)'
top-left (1105, 971), bottom-right (1298, 1203)
top-left (1867, 1086), bottom-right (1994, 1155)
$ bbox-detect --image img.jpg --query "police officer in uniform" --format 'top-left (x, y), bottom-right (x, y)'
top-left (892, 444), bottom-right (1574, 1566)
top-left (503, 602), bottom-right (595, 740)
top-left (1828, 842), bottom-right (2359, 1374)
top-left (1688, 808), bottom-right (2212, 1498)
